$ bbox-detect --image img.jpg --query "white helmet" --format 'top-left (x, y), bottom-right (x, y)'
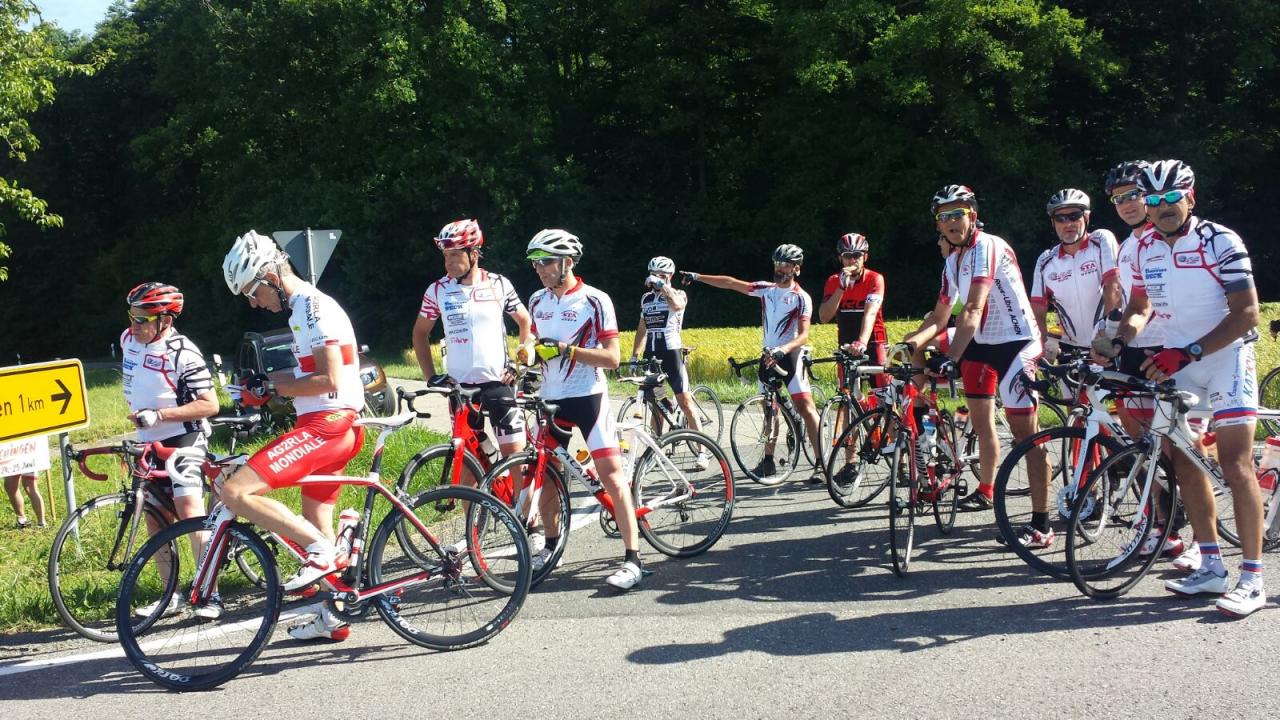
top-left (526, 228), bottom-right (582, 259)
top-left (1045, 188), bottom-right (1091, 215)
top-left (223, 230), bottom-right (283, 295)
top-left (648, 256), bottom-right (676, 274)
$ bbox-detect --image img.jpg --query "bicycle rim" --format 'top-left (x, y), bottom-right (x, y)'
top-left (689, 385), bottom-right (724, 445)
top-left (730, 395), bottom-right (799, 485)
top-left (481, 452), bottom-right (570, 588)
top-left (396, 445), bottom-right (486, 566)
top-left (888, 443), bottom-right (916, 577)
top-left (824, 408), bottom-right (893, 508)
top-left (634, 430), bottom-right (735, 557)
top-left (932, 412), bottom-right (960, 534)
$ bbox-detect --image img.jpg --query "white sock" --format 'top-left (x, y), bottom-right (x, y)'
top-left (305, 539), bottom-right (334, 556)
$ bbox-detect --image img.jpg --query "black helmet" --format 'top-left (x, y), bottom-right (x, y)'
top-left (772, 243), bottom-right (804, 265)
top-left (1103, 160), bottom-right (1150, 195)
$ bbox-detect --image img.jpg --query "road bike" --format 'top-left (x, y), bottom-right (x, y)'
top-left (615, 347), bottom-right (723, 444)
top-left (115, 412), bottom-right (531, 691)
top-left (726, 354), bottom-right (819, 485)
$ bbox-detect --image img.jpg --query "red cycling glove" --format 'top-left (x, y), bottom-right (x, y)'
top-left (1148, 348), bottom-right (1192, 377)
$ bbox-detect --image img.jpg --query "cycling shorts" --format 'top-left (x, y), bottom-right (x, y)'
top-left (247, 410), bottom-right (365, 504)
top-left (836, 342), bottom-right (889, 390)
top-left (159, 431), bottom-right (208, 499)
top-left (550, 393), bottom-right (620, 460)
top-left (757, 348), bottom-right (811, 399)
top-left (644, 347), bottom-right (689, 394)
top-left (1171, 342), bottom-right (1257, 429)
top-left (960, 339), bottom-right (1040, 413)
top-left (457, 381), bottom-right (525, 445)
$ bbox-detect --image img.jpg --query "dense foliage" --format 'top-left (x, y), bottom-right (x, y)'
top-left (0, 0), bottom-right (1276, 360)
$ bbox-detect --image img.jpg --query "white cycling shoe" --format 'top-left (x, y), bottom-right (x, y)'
top-left (606, 561), bottom-right (643, 591)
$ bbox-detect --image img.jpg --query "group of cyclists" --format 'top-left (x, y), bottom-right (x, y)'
top-left (109, 154), bottom-right (1266, 651)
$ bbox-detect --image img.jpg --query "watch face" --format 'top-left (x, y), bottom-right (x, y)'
top-left (1189, 343), bottom-right (1203, 358)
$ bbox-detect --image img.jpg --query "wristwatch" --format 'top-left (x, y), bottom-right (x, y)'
top-left (1186, 342), bottom-right (1204, 361)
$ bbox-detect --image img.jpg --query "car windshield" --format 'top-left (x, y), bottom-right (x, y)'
top-left (261, 339), bottom-right (296, 374)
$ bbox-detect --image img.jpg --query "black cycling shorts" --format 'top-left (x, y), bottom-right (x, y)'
top-left (457, 381), bottom-right (525, 444)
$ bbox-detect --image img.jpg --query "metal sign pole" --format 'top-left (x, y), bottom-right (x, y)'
top-left (305, 227), bottom-right (317, 285)
top-left (59, 432), bottom-right (75, 518)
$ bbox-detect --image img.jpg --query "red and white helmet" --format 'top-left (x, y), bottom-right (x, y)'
top-left (435, 219), bottom-right (484, 250)
top-left (837, 233), bottom-right (869, 254)
top-left (127, 282), bottom-right (184, 317)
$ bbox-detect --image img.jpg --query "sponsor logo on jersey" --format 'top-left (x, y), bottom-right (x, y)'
top-left (1145, 282), bottom-right (1165, 296)
top-left (1174, 252), bottom-right (1205, 267)
top-left (123, 360), bottom-right (137, 371)
top-left (1079, 261), bottom-right (1099, 274)
top-left (560, 310), bottom-right (578, 321)
top-left (535, 310), bottom-right (555, 321)
top-left (446, 313), bottom-right (466, 325)
top-left (1048, 270), bottom-right (1072, 282)
top-left (442, 301), bottom-right (465, 312)
top-left (1144, 266), bottom-right (1166, 280)
top-left (450, 337), bottom-right (470, 344)
top-left (472, 287), bottom-right (496, 302)
top-left (143, 354), bottom-right (165, 371)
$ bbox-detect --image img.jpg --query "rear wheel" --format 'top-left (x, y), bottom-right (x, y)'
top-left (730, 394), bottom-right (801, 486)
top-left (1259, 366), bottom-right (1280, 437)
top-left (931, 411), bottom-right (960, 534)
top-left (887, 441), bottom-right (916, 577)
top-left (633, 430), bottom-right (735, 557)
top-left (395, 444), bottom-right (487, 565)
top-left (481, 452), bottom-right (572, 588)
top-left (684, 385), bottom-right (724, 445)
top-left (824, 407), bottom-right (895, 508)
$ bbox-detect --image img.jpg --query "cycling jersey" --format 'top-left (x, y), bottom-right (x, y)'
top-left (639, 288), bottom-right (685, 351)
top-left (121, 329), bottom-right (214, 443)
top-left (748, 282), bottom-right (813, 349)
top-left (287, 283), bottom-right (365, 416)
top-left (1029, 230), bottom-right (1119, 347)
top-left (419, 270), bottom-right (525, 384)
top-left (528, 278), bottom-right (620, 400)
top-left (1130, 216), bottom-right (1255, 348)
top-left (821, 269), bottom-right (887, 346)
top-left (937, 230), bottom-right (1039, 345)
top-left (1116, 224), bottom-right (1166, 348)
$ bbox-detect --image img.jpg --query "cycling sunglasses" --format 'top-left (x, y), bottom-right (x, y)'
top-left (1051, 210), bottom-right (1086, 224)
top-left (530, 257), bottom-right (561, 268)
top-left (128, 314), bottom-right (160, 325)
top-left (240, 278), bottom-right (265, 298)
top-left (1109, 189), bottom-right (1143, 205)
top-left (934, 208), bottom-right (973, 222)
top-left (839, 252), bottom-right (866, 260)
top-left (1144, 189), bottom-right (1189, 206)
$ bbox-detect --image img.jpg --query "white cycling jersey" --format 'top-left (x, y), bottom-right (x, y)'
top-left (748, 282), bottom-right (812, 349)
top-left (639, 288), bottom-right (685, 350)
top-left (529, 278), bottom-right (619, 400)
top-left (1130, 216), bottom-right (1255, 348)
top-left (121, 329), bottom-right (213, 442)
top-left (1029, 229), bottom-right (1119, 347)
top-left (419, 270), bottom-right (525, 384)
top-left (937, 230), bottom-right (1038, 344)
top-left (286, 283), bottom-right (365, 416)
top-left (1116, 224), bottom-right (1166, 348)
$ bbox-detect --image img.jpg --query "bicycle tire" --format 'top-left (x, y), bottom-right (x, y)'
top-left (49, 494), bottom-right (168, 643)
top-left (817, 396), bottom-right (845, 464)
top-left (395, 444), bottom-right (487, 565)
top-left (481, 451), bottom-right (572, 588)
top-left (1259, 365), bottom-right (1280, 437)
top-left (117, 517), bottom-right (280, 691)
top-left (687, 385), bottom-right (724, 445)
top-left (823, 406), bottom-right (895, 508)
top-left (993, 425), bottom-right (1126, 579)
top-left (1066, 445), bottom-right (1176, 599)
top-left (368, 485), bottom-right (530, 650)
top-left (633, 429), bottom-right (735, 557)
top-left (730, 394), bottom-right (801, 486)
top-left (932, 411), bottom-right (960, 534)
top-left (1208, 466), bottom-right (1280, 553)
top-left (887, 440), bottom-right (916, 577)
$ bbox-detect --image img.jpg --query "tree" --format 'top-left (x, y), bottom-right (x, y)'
top-left (0, 0), bottom-right (104, 281)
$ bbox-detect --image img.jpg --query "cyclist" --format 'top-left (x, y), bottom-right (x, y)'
top-left (219, 230), bottom-right (367, 640)
top-left (1029, 189), bottom-right (1121, 358)
top-left (525, 228), bottom-right (643, 590)
top-left (1105, 159), bottom-right (1265, 617)
top-left (629, 256), bottom-right (708, 463)
top-left (902, 185), bottom-right (1049, 538)
top-left (681, 244), bottom-right (825, 482)
top-left (413, 219), bottom-right (533, 475)
top-left (121, 282), bottom-right (220, 618)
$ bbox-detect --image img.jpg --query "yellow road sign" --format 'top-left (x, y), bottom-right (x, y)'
top-left (0, 360), bottom-right (90, 443)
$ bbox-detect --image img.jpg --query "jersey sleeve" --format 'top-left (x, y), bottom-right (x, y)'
top-left (821, 274), bottom-right (840, 302)
top-left (1029, 250), bottom-right (1051, 306)
top-left (866, 271), bottom-right (885, 305)
top-left (1209, 224), bottom-right (1255, 293)
top-left (1096, 230), bottom-right (1120, 282)
top-left (590, 291), bottom-right (619, 342)
top-left (1130, 234), bottom-right (1151, 297)
top-left (799, 289), bottom-right (814, 319)
top-left (418, 281), bottom-right (440, 319)
top-left (170, 336), bottom-right (214, 395)
top-left (970, 235), bottom-right (995, 285)
top-left (748, 281), bottom-right (775, 298)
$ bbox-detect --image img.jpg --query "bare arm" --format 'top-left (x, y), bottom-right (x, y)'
top-left (632, 317), bottom-right (647, 358)
top-left (511, 306), bottom-right (533, 346)
top-left (1101, 275), bottom-right (1122, 315)
top-left (903, 297), bottom-right (953, 351)
top-left (946, 281), bottom-right (992, 363)
top-left (1195, 287), bottom-right (1260, 355)
top-left (819, 284), bottom-right (841, 323)
top-left (856, 297), bottom-right (882, 347)
top-left (693, 273), bottom-right (755, 295)
top-left (1032, 302), bottom-right (1049, 340)
top-left (551, 336), bottom-right (621, 371)
top-left (412, 315), bottom-right (438, 379)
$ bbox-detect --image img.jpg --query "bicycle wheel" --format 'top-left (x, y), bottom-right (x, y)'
top-left (1066, 445), bottom-right (1175, 599)
top-left (993, 425), bottom-right (1125, 579)
top-left (887, 441), bottom-right (916, 577)
top-left (1259, 365), bottom-right (1280, 437)
top-left (616, 396), bottom-right (645, 426)
top-left (49, 494), bottom-right (167, 643)
top-left (633, 429), bottom-right (735, 557)
top-left (817, 396), bottom-right (844, 464)
top-left (368, 485), bottom-right (530, 650)
top-left (932, 411), bottom-right (960, 534)
top-left (481, 451), bottom-right (572, 588)
top-left (823, 407), bottom-right (895, 508)
top-left (730, 394), bottom-right (801, 485)
top-left (395, 444), bottom-right (487, 563)
top-left (117, 517), bottom-right (280, 691)
top-left (686, 385), bottom-right (724, 445)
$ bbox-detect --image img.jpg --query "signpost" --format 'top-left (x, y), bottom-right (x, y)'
top-left (273, 228), bottom-right (343, 285)
top-left (0, 359), bottom-right (89, 443)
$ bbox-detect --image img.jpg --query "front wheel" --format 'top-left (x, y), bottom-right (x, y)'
top-left (931, 411), bottom-right (960, 534)
top-left (824, 407), bottom-right (895, 508)
top-left (684, 385), bottom-right (724, 445)
top-left (887, 441), bottom-right (916, 577)
top-left (368, 485), bottom-right (531, 650)
top-left (730, 394), bottom-right (800, 486)
top-left (633, 429), bottom-right (735, 557)
top-left (481, 452), bottom-right (572, 589)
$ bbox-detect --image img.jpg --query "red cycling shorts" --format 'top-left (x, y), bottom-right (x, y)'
top-left (247, 409), bottom-right (365, 504)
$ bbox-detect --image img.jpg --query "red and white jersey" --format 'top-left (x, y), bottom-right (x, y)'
top-left (1029, 230), bottom-right (1119, 347)
top-left (121, 329), bottom-right (214, 442)
top-left (938, 231), bottom-right (1038, 345)
top-left (822, 269), bottom-right (887, 346)
top-left (1116, 224), bottom-right (1166, 348)
top-left (748, 282), bottom-right (813, 349)
top-left (419, 270), bottom-right (525, 384)
top-left (1130, 216), bottom-right (1255, 348)
top-left (528, 278), bottom-right (619, 400)
top-left (287, 283), bottom-right (364, 415)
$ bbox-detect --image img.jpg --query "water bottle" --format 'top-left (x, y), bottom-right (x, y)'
top-left (918, 416), bottom-right (936, 468)
top-left (1104, 308), bottom-right (1123, 340)
top-left (1258, 437), bottom-right (1280, 492)
top-left (575, 448), bottom-right (601, 488)
top-left (336, 509), bottom-right (359, 564)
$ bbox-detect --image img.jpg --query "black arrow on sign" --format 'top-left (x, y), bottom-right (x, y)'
top-left (51, 379), bottom-right (72, 415)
